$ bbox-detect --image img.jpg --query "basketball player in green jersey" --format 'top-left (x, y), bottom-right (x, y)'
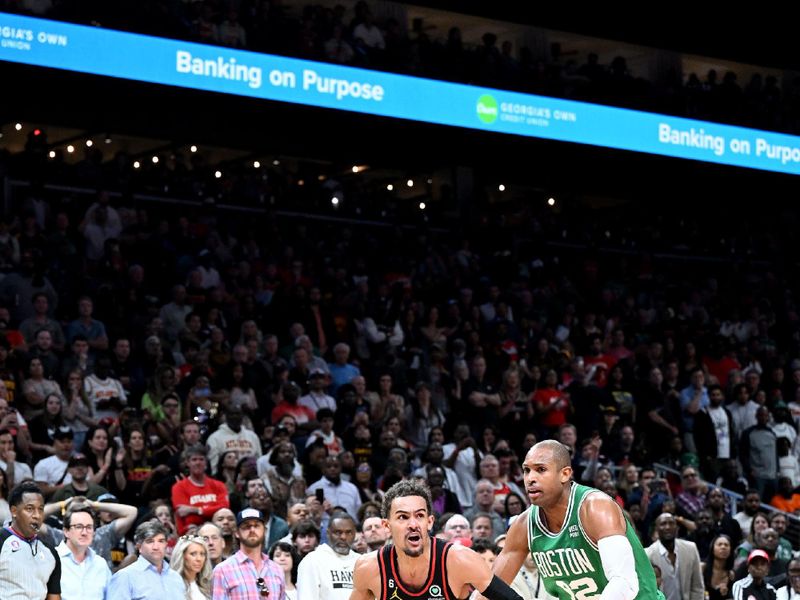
top-left (492, 440), bottom-right (663, 600)
top-left (350, 479), bottom-right (523, 600)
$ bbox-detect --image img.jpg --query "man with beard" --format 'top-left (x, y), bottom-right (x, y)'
top-left (298, 513), bottom-right (359, 600)
top-left (645, 513), bottom-right (703, 600)
top-left (213, 508), bottom-right (239, 559)
top-left (361, 516), bottom-right (389, 552)
top-left (242, 478), bottom-right (289, 549)
top-left (261, 441), bottom-right (301, 517)
top-left (212, 508), bottom-right (286, 600)
top-left (349, 479), bottom-right (523, 600)
top-left (705, 487), bottom-right (742, 547)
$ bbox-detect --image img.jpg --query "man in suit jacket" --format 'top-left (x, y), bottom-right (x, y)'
top-left (646, 513), bottom-right (705, 600)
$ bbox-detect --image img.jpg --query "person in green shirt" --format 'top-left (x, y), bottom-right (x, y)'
top-left (493, 440), bottom-right (663, 599)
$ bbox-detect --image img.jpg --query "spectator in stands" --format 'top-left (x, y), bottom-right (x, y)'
top-left (361, 515), bottom-right (389, 551)
top-left (291, 520), bottom-right (321, 558)
top-left (702, 534), bottom-right (734, 600)
top-left (297, 512), bottom-right (358, 600)
top-left (470, 512), bottom-right (495, 541)
top-left (328, 343), bottom-right (360, 394)
top-left (28, 329), bottom-right (60, 379)
top-left (66, 296), bottom-right (108, 352)
top-left (241, 478), bottom-right (289, 548)
top-left (198, 522), bottom-right (225, 568)
top-left (741, 406), bottom-right (779, 499)
top-left (269, 541), bottom-right (299, 600)
top-left (212, 507), bottom-right (238, 559)
top-left (109, 519), bottom-right (184, 598)
top-left (57, 504), bottom-right (112, 600)
top-left (767, 513), bottom-right (793, 561)
top-left (169, 533), bottom-right (213, 600)
top-left (51, 453), bottom-right (108, 501)
top-left (171, 445), bottom-right (229, 535)
top-left (206, 405), bottom-right (261, 469)
top-left (33, 426), bottom-right (73, 498)
top-left (728, 383), bottom-right (759, 441)
top-left (770, 477), bottom-right (800, 514)
top-left (272, 382), bottom-right (316, 430)
top-left (300, 369), bottom-right (337, 418)
top-left (20, 293), bottom-right (65, 351)
top-left (0, 428), bottom-right (32, 486)
top-left (645, 513), bottom-right (704, 600)
top-left (83, 356), bottom-right (126, 423)
top-left (307, 455), bottom-right (360, 519)
top-left (676, 466), bottom-right (707, 519)
top-left (735, 512), bottom-right (771, 568)
top-left (442, 513), bottom-right (471, 542)
top-left (733, 528), bottom-right (788, 585)
top-left (705, 488), bottom-right (743, 547)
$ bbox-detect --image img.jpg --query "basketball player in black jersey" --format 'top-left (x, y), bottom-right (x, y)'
top-left (350, 479), bottom-right (522, 600)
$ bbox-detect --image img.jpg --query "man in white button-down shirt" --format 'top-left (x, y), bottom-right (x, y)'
top-left (57, 506), bottom-right (111, 600)
top-left (306, 456), bottom-right (361, 520)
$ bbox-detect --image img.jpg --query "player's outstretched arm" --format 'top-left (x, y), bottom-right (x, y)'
top-left (580, 493), bottom-right (638, 600)
top-left (350, 553), bottom-right (379, 600)
top-left (491, 509), bottom-right (529, 584)
top-left (449, 541), bottom-right (523, 600)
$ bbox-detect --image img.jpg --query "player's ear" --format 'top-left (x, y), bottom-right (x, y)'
top-left (560, 465), bottom-right (573, 484)
top-left (426, 514), bottom-right (435, 530)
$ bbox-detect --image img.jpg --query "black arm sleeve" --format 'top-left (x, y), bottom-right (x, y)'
top-left (481, 575), bottom-right (523, 600)
top-left (47, 543), bottom-right (62, 595)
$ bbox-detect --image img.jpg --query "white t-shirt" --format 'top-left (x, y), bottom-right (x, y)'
top-left (0, 459), bottom-right (33, 484)
top-left (708, 406), bottom-right (731, 459)
top-left (33, 454), bottom-right (72, 485)
top-left (297, 544), bottom-right (358, 600)
top-left (84, 375), bottom-right (127, 420)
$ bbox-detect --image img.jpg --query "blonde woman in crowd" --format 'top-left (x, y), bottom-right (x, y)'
top-left (170, 534), bottom-right (213, 600)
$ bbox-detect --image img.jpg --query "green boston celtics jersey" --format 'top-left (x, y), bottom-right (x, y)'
top-left (527, 482), bottom-right (662, 600)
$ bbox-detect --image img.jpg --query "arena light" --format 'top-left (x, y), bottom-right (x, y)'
top-left (498, 184), bottom-right (506, 192)
top-left (214, 170), bottom-right (222, 179)
top-left (152, 156), bottom-right (159, 164)
top-left (33, 129), bottom-right (41, 136)
top-left (386, 184), bottom-right (394, 191)
top-left (104, 136), bottom-right (112, 144)
top-left (133, 161), bottom-right (141, 169)
top-left (406, 179), bottom-right (414, 187)
top-left (547, 197), bottom-right (556, 206)
top-left (190, 145), bottom-right (197, 153)
top-left (297, 179), bottom-right (305, 186)
top-left (331, 196), bottom-right (340, 206)
top-left (352, 166), bottom-right (359, 173)
top-left (426, 178), bottom-right (433, 184)
top-left (253, 160), bottom-right (261, 168)
top-left (66, 144), bottom-right (75, 153)
top-left (14, 123), bottom-right (22, 131)
top-left (317, 174), bottom-right (326, 181)
top-left (419, 202), bottom-right (426, 210)
top-left (85, 139), bottom-right (93, 147)
top-left (48, 150), bottom-right (56, 158)
top-left (273, 159), bottom-right (280, 166)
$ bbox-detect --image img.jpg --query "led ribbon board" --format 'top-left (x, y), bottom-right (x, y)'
top-left (3, 12), bottom-right (800, 175)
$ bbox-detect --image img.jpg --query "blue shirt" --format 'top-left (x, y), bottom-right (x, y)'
top-left (108, 555), bottom-right (185, 600)
top-left (327, 363), bottom-right (360, 394)
top-left (57, 541), bottom-right (111, 600)
top-left (679, 385), bottom-right (709, 432)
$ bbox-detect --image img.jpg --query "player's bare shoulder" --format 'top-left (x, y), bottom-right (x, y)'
top-left (578, 489), bottom-right (626, 543)
top-left (352, 550), bottom-right (383, 600)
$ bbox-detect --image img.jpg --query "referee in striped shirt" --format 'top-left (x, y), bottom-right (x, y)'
top-left (0, 481), bottom-right (61, 600)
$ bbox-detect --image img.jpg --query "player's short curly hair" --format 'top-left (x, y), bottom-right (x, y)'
top-left (382, 478), bottom-right (432, 518)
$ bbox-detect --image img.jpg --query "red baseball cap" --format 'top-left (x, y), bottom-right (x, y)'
top-left (748, 549), bottom-right (770, 564)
